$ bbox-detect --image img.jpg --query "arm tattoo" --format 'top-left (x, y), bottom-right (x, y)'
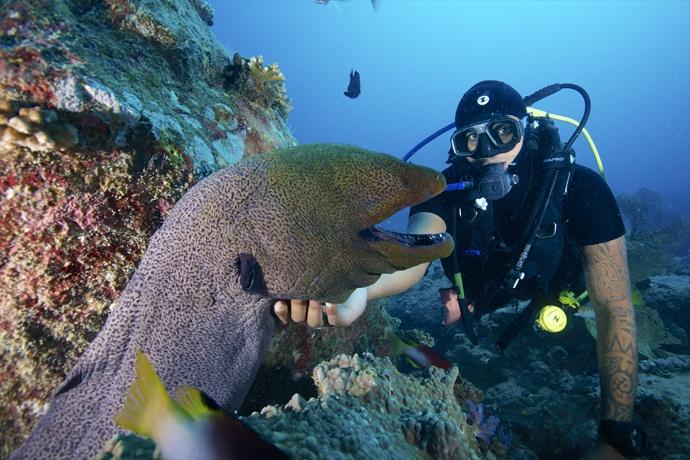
top-left (582, 236), bottom-right (638, 421)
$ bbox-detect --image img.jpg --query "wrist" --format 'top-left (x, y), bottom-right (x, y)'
top-left (598, 420), bottom-right (647, 458)
top-left (359, 286), bottom-right (371, 301)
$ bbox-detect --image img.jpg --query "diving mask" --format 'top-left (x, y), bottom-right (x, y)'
top-left (450, 116), bottom-right (523, 158)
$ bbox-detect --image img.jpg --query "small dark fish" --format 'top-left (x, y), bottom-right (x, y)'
top-left (344, 69), bottom-right (361, 99)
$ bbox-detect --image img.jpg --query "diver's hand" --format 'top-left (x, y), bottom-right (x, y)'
top-left (323, 287), bottom-right (368, 326)
top-left (273, 288), bottom-right (368, 328)
top-left (581, 441), bottom-right (627, 460)
top-left (440, 288), bottom-right (474, 325)
top-left (273, 300), bottom-right (327, 327)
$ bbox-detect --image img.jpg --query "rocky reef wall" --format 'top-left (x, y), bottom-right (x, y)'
top-left (0, 0), bottom-right (296, 455)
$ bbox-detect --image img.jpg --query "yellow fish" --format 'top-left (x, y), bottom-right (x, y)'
top-left (115, 351), bottom-right (289, 460)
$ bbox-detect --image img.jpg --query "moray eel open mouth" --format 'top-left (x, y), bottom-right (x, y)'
top-left (359, 223), bottom-right (454, 272)
top-left (361, 225), bottom-right (450, 247)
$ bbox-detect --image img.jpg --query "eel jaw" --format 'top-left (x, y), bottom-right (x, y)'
top-left (364, 225), bottom-right (450, 246)
top-left (360, 224), bottom-right (454, 271)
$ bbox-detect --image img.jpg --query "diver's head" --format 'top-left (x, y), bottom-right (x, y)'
top-left (462, 116), bottom-right (524, 170)
top-left (450, 80), bottom-right (527, 165)
top-left (450, 81), bottom-right (527, 200)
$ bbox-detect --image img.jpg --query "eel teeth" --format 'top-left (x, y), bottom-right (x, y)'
top-left (361, 225), bottom-right (448, 247)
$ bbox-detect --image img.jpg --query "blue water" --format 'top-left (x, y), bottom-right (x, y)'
top-left (210, 0), bottom-right (690, 226)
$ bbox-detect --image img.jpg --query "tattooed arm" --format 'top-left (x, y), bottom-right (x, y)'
top-left (582, 236), bottom-right (639, 459)
top-left (582, 236), bottom-right (638, 423)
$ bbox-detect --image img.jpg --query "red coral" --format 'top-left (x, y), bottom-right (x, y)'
top-left (294, 325), bottom-right (313, 376)
top-left (0, 46), bottom-right (58, 106)
top-left (201, 118), bottom-right (227, 141)
top-left (0, 173), bottom-right (19, 189)
top-left (104, 0), bottom-right (134, 26)
top-left (150, 197), bottom-right (174, 223)
top-left (61, 195), bottom-right (100, 231)
top-left (244, 127), bottom-right (274, 156)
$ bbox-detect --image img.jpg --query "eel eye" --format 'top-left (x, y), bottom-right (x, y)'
top-left (237, 253), bottom-right (267, 295)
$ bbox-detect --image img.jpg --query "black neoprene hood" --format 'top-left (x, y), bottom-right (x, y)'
top-left (455, 80), bottom-right (528, 128)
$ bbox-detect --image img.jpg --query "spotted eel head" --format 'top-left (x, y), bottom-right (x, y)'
top-left (228, 144), bottom-right (453, 303)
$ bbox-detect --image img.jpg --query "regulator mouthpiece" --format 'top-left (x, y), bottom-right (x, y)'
top-left (477, 163), bottom-right (519, 201)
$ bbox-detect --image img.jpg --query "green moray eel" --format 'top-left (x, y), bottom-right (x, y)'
top-left (12, 144), bottom-right (453, 459)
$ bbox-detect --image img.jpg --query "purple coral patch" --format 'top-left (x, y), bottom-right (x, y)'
top-left (466, 399), bottom-right (500, 444)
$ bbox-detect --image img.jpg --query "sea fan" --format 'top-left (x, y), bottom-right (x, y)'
top-left (466, 399), bottom-right (500, 444)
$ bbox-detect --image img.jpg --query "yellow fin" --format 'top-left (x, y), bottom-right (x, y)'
top-left (631, 289), bottom-right (644, 307)
top-left (388, 335), bottom-right (423, 368)
top-left (174, 385), bottom-right (220, 419)
top-left (404, 356), bottom-right (422, 369)
top-left (389, 334), bottom-right (408, 356)
top-left (114, 351), bottom-right (175, 438)
top-left (390, 334), bottom-right (417, 359)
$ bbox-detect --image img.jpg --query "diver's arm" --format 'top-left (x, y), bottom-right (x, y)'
top-left (582, 236), bottom-right (638, 423)
top-left (366, 212), bottom-right (447, 300)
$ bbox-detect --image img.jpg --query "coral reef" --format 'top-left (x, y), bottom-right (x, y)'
top-left (189, 0), bottom-right (215, 26)
top-left (0, 0), bottom-right (295, 455)
top-left (579, 294), bottom-right (683, 359)
top-left (618, 188), bottom-right (690, 282)
top-left (617, 188), bottom-right (667, 241)
top-left (240, 299), bottom-right (430, 414)
top-left (465, 399), bottom-right (500, 445)
top-left (0, 102), bottom-right (78, 152)
top-left (97, 435), bottom-right (159, 460)
top-left (632, 298), bottom-right (682, 359)
top-left (636, 371), bottom-right (690, 458)
top-left (639, 355), bottom-right (690, 376)
top-left (249, 353), bottom-right (491, 459)
top-left (97, 353), bottom-right (484, 460)
top-left (0, 115), bottom-right (196, 455)
top-left (223, 52), bottom-right (292, 121)
top-left (638, 274), bottom-right (690, 354)
top-left (311, 354), bottom-right (378, 397)
top-left (386, 260), bottom-right (690, 459)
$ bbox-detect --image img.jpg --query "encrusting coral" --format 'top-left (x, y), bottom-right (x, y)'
top-left (98, 353), bottom-right (485, 460)
top-left (0, 112), bottom-right (197, 456)
top-left (223, 52), bottom-right (292, 120)
top-left (239, 299), bottom-right (439, 416)
top-left (312, 353), bottom-right (378, 397)
top-left (248, 56), bottom-right (286, 88)
top-left (189, 0), bottom-right (215, 26)
top-left (0, 100), bottom-right (79, 152)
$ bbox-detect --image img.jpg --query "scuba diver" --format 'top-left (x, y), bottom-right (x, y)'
top-left (274, 80), bottom-right (646, 459)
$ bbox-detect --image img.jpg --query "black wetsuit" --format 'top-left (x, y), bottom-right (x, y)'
top-left (410, 145), bottom-right (626, 317)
